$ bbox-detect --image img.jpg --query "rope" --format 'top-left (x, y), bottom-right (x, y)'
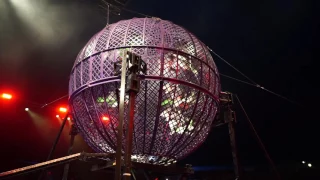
top-left (234, 95), bottom-right (281, 180)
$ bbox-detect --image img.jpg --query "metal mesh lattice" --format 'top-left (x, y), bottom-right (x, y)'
top-left (69, 18), bottom-right (220, 164)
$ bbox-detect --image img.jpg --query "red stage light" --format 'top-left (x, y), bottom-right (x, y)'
top-left (59, 107), bottom-right (67, 113)
top-left (102, 116), bottom-right (109, 121)
top-left (1, 93), bottom-right (12, 100)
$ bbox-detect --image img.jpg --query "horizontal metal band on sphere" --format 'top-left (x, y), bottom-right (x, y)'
top-left (69, 47), bottom-right (220, 97)
top-left (69, 76), bottom-right (219, 104)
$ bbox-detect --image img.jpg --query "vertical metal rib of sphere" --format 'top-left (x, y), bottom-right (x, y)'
top-left (68, 18), bottom-right (220, 164)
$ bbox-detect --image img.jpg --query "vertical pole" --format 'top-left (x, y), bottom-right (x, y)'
top-left (123, 91), bottom-right (136, 180)
top-left (107, 4), bottom-right (110, 25)
top-left (115, 51), bottom-right (127, 180)
top-left (226, 107), bottom-right (241, 180)
top-left (62, 124), bottom-right (78, 180)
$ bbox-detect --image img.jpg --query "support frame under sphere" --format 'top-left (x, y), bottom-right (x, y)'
top-left (69, 18), bottom-right (220, 165)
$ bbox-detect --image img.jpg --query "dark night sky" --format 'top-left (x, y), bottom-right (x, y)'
top-left (0, 0), bottom-right (319, 177)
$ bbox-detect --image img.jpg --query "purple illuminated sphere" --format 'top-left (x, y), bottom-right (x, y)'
top-left (68, 18), bottom-right (220, 164)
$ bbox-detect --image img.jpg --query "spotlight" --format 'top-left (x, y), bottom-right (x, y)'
top-left (59, 107), bottom-right (67, 113)
top-left (308, 163), bottom-right (312, 168)
top-left (67, 117), bottom-right (71, 121)
top-left (1, 93), bottom-right (12, 100)
top-left (25, 108), bottom-right (29, 111)
top-left (56, 115), bottom-right (60, 118)
top-left (302, 161), bottom-right (305, 164)
top-left (102, 116), bottom-right (109, 121)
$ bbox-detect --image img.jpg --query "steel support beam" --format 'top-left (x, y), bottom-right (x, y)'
top-left (38, 113), bottom-right (69, 180)
top-left (115, 50), bottom-right (128, 180)
top-left (62, 124), bottom-right (78, 180)
top-left (227, 109), bottom-right (240, 179)
top-left (123, 91), bottom-right (136, 180)
top-left (220, 92), bottom-right (241, 179)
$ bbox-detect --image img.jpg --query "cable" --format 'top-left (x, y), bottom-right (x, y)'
top-left (101, 0), bottom-right (152, 18)
top-left (207, 46), bottom-right (258, 85)
top-left (219, 73), bottom-right (257, 87)
top-left (219, 73), bottom-right (301, 106)
top-left (210, 47), bottom-right (301, 106)
top-left (121, 7), bottom-right (152, 18)
top-left (261, 88), bottom-right (301, 107)
top-left (234, 95), bottom-right (281, 180)
top-left (114, 0), bottom-right (127, 6)
top-left (41, 94), bottom-right (68, 108)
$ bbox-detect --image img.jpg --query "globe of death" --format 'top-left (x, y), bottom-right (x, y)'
top-left (69, 18), bottom-right (220, 165)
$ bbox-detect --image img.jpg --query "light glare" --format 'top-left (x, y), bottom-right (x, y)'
top-left (56, 115), bottom-right (60, 118)
top-left (302, 161), bottom-right (305, 164)
top-left (25, 108), bottom-right (29, 111)
top-left (308, 163), bottom-right (312, 167)
top-left (102, 116), bottom-right (109, 121)
top-left (59, 107), bottom-right (67, 113)
top-left (1, 93), bottom-right (12, 100)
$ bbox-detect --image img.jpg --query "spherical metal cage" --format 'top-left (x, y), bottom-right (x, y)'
top-left (69, 18), bottom-right (220, 165)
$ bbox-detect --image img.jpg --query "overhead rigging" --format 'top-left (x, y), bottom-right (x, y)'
top-left (207, 47), bottom-right (302, 107)
top-left (99, 0), bottom-right (301, 107)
